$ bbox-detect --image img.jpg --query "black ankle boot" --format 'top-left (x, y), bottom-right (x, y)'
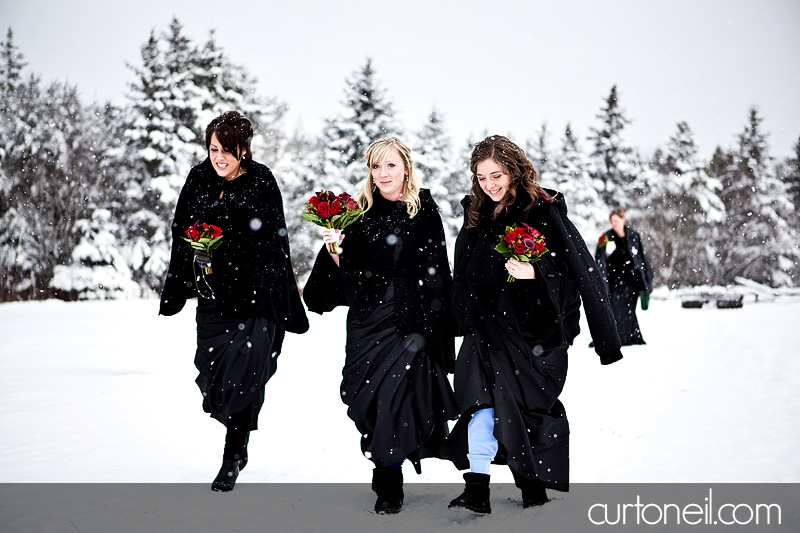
top-left (371, 468), bottom-right (404, 514)
top-left (236, 434), bottom-right (249, 471)
top-left (511, 470), bottom-right (549, 508)
top-left (211, 458), bottom-right (240, 492)
top-left (448, 472), bottom-right (491, 514)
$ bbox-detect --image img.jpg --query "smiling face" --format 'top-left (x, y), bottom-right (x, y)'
top-left (208, 132), bottom-right (244, 180)
top-left (475, 158), bottom-right (510, 202)
top-left (371, 147), bottom-right (406, 201)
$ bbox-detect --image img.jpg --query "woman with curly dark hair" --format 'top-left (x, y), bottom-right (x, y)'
top-left (447, 135), bottom-right (622, 514)
top-left (160, 111), bottom-right (308, 492)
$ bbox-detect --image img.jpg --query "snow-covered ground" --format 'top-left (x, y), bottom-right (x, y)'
top-left (1, 292), bottom-right (799, 531)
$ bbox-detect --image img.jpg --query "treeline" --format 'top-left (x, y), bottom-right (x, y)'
top-left (1, 19), bottom-right (798, 302)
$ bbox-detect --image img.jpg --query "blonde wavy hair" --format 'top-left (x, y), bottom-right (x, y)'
top-left (356, 137), bottom-right (422, 218)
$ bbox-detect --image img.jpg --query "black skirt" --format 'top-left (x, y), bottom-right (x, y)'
top-left (449, 326), bottom-right (570, 491)
top-left (195, 302), bottom-right (285, 430)
top-left (341, 285), bottom-right (459, 473)
top-left (608, 278), bottom-right (645, 346)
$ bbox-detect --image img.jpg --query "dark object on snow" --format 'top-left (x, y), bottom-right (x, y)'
top-left (512, 469), bottom-right (550, 508)
top-left (716, 295), bottom-right (744, 309)
top-left (372, 468), bottom-right (404, 514)
top-left (449, 472), bottom-right (491, 514)
top-left (681, 300), bottom-right (705, 308)
top-left (211, 458), bottom-right (240, 492)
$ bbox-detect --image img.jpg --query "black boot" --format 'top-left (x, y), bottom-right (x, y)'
top-left (236, 433), bottom-right (250, 471)
top-left (371, 468), bottom-right (404, 514)
top-left (211, 458), bottom-right (240, 492)
top-left (512, 470), bottom-right (549, 508)
top-left (448, 472), bottom-right (491, 514)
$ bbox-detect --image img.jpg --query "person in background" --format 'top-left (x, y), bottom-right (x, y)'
top-left (160, 111), bottom-right (308, 492)
top-left (447, 135), bottom-right (622, 514)
top-left (303, 137), bottom-right (458, 514)
top-left (594, 206), bottom-right (653, 346)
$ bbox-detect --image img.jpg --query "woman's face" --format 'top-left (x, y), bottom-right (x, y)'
top-left (209, 132), bottom-right (243, 180)
top-left (371, 148), bottom-right (406, 201)
top-left (475, 158), bottom-right (510, 202)
top-left (610, 214), bottom-right (625, 235)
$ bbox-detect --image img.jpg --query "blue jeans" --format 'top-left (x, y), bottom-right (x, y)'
top-left (467, 408), bottom-right (498, 474)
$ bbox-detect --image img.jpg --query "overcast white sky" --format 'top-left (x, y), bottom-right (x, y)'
top-left (1, 0), bottom-right (799, 160)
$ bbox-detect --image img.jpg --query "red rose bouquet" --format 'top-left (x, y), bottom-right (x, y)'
top-left (302, 190), bottom-right (363, 254)
top-left (494, 223), bottom-right (549, 282)
top-left (183, 221), bottom-right (223, 274)
top-left (597, 233), bottom-right (616, 255)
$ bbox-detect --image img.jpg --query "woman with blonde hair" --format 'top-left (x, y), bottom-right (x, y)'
top-left (303, 137), bottom-right (458, 514)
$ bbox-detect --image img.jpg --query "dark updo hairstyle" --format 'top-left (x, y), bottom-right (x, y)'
top-left (466, 135), bottom-right (553, 228)
top-left (204, 111), bottom-right (254, 162)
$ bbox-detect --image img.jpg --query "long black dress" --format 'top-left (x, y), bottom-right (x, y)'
top-left (160, 159), bottom-right (308, 430)
top-left (303, 190), bottom-right (459, 472)
top-left (594, 227), bottom-right (653, 346)
top-left (449, 192), bottom-right (622, 490)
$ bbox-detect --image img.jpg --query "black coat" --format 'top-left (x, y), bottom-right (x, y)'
top-left (159, 158), bottom-right (309, 334)
top-left (303, 189), bottom-right (455, 372)
top-left (452, 191), bottom-right (623, 364)
top-left (594, 226), bottom-right (654, 296)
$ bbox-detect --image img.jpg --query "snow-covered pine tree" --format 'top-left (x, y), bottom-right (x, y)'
top-left (547, 123), bottom-right (606, 244)
top-left (414, 108), bottom-right (460, 254)
top-left (526, 123), bottom-right (555, 186)
top-left (194, 30), bottom-right (287, 165)
top-left (779, 136), bottom-right (800, 229)
top-left (50, 208), bottom-right (140, 300)
top-left (587, 85), bottom-right (639, 208)
top-left (636, 122), bottom-right (725, 287)
top-left (274, 126), bottom-right (324, 283)
top-left (717, 108), bottom-right (798, 286)
top-left (319, 59), bottom-right (401, 192)
top-left (123, 22), bottom-right (202, 292)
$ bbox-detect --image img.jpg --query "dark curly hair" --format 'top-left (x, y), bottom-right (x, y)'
top-left (466, 135), bottom-right (552, 228)
top-left (204, 111), bottom-right (254, 161)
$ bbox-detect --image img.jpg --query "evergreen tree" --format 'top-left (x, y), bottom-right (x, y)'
top-left (274, 126), bottom-right (324, 282)
top-left (194, 30), bottom-right (287, 164)
top-left (779, 136), bottom-right (800, 228)
top-left (319, 59), bottom-right (400, 191)
top-left (414, 108), bottom-right (460, 250)
top-left (587, 85), bottom-right (639, 207)
top-left (717, 108), bottom-right (798, 286)
top-left (551, 123), bottom-right (606, 243)
top-left (526, 123), bottom-right (555, 186)
top-left (636, 122), bottom-right (725, 287)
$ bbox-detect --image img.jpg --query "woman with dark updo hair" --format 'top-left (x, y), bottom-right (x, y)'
top-left (160, 111), bottom-right (308, 492)
top-left (447, 135), bottom-right (622, 514)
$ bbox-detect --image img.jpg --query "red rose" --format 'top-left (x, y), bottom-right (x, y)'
top-left (534, 241), bottom-right (544, 254)
top-left (185, 223), bottom-right (201, 241)
top-left (520, 233), bottom-right (532, 240)
top-left (345, 198), bottom-right (359, 210)
top-left (504, 233), bottom-right (516, 244)
top-left (208, 225), bottom-right (222, 238)
top-left (514, 227), bottom-right (526, 236)
top-left (513, 242), bottom-right (526, 254)
top-left (330, 200), bottom-right (343, 216)
top-left (337, 192), bottom-right (351, 202)
top-left (317, 201), bottom-right (331, 218)
top-left (308, 195), bottom-right (321, 208)
top-left (323, 190), bottom-right (336, 203)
